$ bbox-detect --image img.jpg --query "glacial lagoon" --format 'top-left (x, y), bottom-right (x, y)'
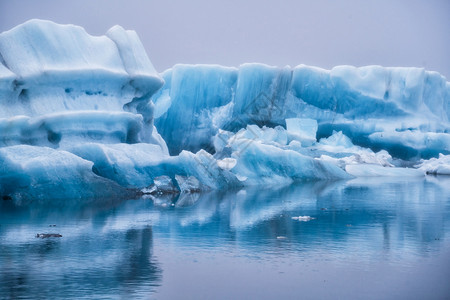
top-left (1, 177), bottom-right (449, 299)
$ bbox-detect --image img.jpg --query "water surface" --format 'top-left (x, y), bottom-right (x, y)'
top-left (1, 177), bottom-right (450, 299)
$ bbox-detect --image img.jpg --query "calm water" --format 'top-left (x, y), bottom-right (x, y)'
top-left (1, 177), bottom-right (450, 299)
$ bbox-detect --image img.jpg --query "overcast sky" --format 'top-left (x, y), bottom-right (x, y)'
top-left (0, 0), bottom-right (449, 78)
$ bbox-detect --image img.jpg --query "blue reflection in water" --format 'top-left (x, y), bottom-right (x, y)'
top-left (1, 177), bottom-right (450, 299)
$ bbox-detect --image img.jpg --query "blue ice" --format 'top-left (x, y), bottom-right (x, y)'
top-left (0, 20), bottom-right (449, 202)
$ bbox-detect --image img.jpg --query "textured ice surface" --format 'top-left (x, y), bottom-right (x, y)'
top-left (212, 123), bottom-right (422, 184)
top-left (285, 118), bottom-right (318, 146)
top-left (0, 20), bottom-right (448, 202)
top-left (153, 64), bottom-right (238, 154)
top-left (68, 143), bottom-right (169, 188)
top-left (0, 145), bottom-right (133, 204)
top-left (153, 63), bottom-right (450, 159)
top-left (415, 154), bottom-right (450, 175)
top-left (345, 164), bottom-right (424, 177)
top-left (0, 19), bottom-right (166, 149)
top-left (0, 111), bottom-right (145, 147)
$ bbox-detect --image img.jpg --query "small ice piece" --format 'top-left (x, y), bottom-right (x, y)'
top-left (36, 233), bottom-right (62, 238)
top-left (292, 216), bottom-right (315, 222)
top-left (415, 154), bottom-right (450, 175)
top-left (141, 175), bottom-right (178, 195)
top-left (318, 131), bottom-right (355, 150)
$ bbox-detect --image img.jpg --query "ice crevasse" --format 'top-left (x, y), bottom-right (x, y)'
top-left (0, 19), bottom-right (449, 203)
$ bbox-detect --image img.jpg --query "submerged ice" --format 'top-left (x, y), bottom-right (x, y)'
top-left (0, 20), bottom-right (449, 202)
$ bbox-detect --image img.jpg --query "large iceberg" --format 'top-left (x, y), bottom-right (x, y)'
top-left (0, 20), bottom-right (449, 203)
top-left (154, 64), bottom-right (449, 159)
top-left (0, 19), bottom-right (166, 148)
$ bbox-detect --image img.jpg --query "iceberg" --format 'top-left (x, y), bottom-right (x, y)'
top-left (0, 20), bottom-right (448, 203)
top-left (0, 20), bottom-right (169, 201)
top-left (153, 63), bottom-right (449, 159)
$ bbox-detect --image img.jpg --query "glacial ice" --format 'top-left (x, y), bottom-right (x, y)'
top-left (0, 20), bottom-right (449, 203)
top-left (153, 63), bottom-right (450, 159)
top-left (213, 124), bottom-right (424, 182)
top-left (0, 145), bottom-right (133, 204)
top-left (153, 64), bottom-right (238, 154)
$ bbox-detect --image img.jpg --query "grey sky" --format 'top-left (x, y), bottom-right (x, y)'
top-left (0, 0), bottom-right (449, 78)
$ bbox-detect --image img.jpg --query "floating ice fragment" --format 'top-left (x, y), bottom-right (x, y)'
top-left (141, 175), bottom-right (178, 195)
top-left (415, 154), bottom-right (450, 175)
top-left (36, 233), bottom-right (62, 238)
top-left (292, 216), bottom-right (315, 221)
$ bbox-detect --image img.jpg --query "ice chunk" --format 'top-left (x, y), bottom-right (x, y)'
top-left (415, 154), bottom-right (450, 175)
top-left (69, 142), bottom-right (240, 190)
top-left (175, 175), bottom-right (203, 193)
top-left (318, 130), bottom-right (355, 150)
top-left (230, 140), bottom-right (352, 185)
top-left (0, 145), bottom-right (133, 203)
top-left (166, 150), bottom-right (241, 190)
top-left (315, 131), bottom-right (394, 168)
top-left (214, 123), bottom-right (428, 181)
top-left (141, 175), bottom-right (178, 195)
top-left (292, 216), bottom-right (315, 222)
top-left (68, 143), bottom-right (169, 188)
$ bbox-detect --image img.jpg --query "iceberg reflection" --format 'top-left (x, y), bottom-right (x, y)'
top-left (1, 177), bottom-right (449, 298)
